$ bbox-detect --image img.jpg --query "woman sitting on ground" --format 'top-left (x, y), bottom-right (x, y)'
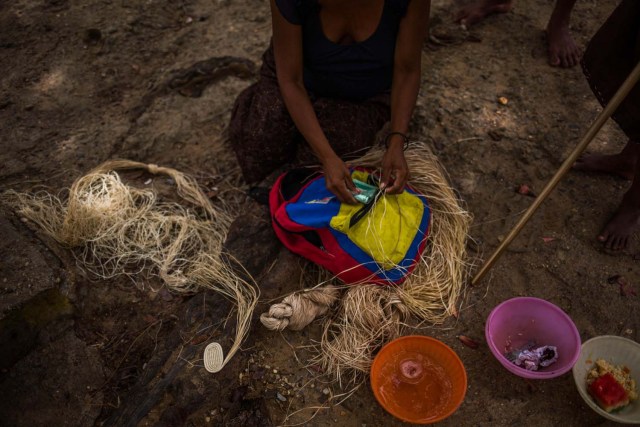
top-left (229, 0), bottom-right (431, 204)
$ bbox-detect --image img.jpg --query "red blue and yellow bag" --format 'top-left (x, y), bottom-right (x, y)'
top-left (269, 168), bottom-right (431, 285)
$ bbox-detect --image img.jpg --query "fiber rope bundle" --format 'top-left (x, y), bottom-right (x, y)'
top-left (260, 144), bottom-right (472, 386)
top-left (259, 285), bottom-right (340, 331)
top-left (3, 159), bottom-right (258, 371)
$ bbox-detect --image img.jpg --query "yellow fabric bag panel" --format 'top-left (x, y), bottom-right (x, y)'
top-left (329, 170), bottom-right (425, 270)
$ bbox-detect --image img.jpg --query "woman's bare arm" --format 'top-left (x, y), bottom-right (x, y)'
top-left (270, 0), bottom-right (357, 203)
top-left (382, 0), bottom-right (431, 193)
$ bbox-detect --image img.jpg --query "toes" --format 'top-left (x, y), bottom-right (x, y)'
top-left (613, 235), bottom-right (628, 251)
top-left (574, 154), bottom-right (588, 166)
top-left (612, 236), bottom-right (624, 251)
top-left (549, 48), bottom-right (582, 68)
top-left (571, 52), bottom-right (579, 67)
top-left (567, 52), bottom-right (579, 68)
top-left (605, 235), bottom-right (618, 250)
top-left (608, 235), bottom-right (619, 250)
top-left (619, 236), bottom-right (629, 250)
top-left (605, 234), bottom-right (626, 251)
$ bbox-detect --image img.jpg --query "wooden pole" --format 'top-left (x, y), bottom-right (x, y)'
top-left (472, 60), bottom-right (640, 286)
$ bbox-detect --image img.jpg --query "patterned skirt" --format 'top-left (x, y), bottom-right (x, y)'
top-left (228, 43), bottom-right (391, 184)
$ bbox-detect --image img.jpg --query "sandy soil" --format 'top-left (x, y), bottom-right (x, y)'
top-left (0, 0), bottom-right (638, 426)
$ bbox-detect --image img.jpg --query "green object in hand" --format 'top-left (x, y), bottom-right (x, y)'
top-left (353, 179), bottom-right (379, 204)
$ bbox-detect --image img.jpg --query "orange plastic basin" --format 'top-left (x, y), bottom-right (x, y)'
top-left (370, 335), bottom-right (467, 424)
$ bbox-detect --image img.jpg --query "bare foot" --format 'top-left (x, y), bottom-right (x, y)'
top-left (598, 195), bottom-right (640, 250)
top-left (454, 0), bottom-right (513, 29)
top-left (598, 155), bottom-right (640, 250)
top-left (573, 153), bottom-right (636, 180)
top-left (546, 14), bottom-right (581, 67)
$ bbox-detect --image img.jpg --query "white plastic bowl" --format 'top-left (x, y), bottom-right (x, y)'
top-left (572, 335), bottom-right (640, 424)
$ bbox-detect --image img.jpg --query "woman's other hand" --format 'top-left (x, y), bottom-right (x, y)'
top-left (381, 139), bottom-right (409, 194)
top-left (322, 155), bottom-right (358, 204)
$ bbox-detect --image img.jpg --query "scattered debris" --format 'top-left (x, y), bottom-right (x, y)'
top-left (488, 129), bottom-right (504, 141)
top-left (190, 335), bottom-right (208, 345)
top-left (607, 275), bottom-right (637, 297)
top-left (458, 335), bottom-right (479, 349)
top-left (516, 184), bottom-right (536, 197)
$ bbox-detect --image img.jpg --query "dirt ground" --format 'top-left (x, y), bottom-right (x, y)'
top-left (1, 0), bottom-right (638, 426)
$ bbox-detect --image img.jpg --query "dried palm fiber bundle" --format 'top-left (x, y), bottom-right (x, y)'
top-left (2, 159), bottom-right (258, 371)
top-left (260, 143), bottom-right (472, 386)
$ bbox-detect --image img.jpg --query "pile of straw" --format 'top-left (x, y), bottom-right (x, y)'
top-left (261, 143), bottom-right (472, 386)
top-left (3, 160), bottom-right (257, 371)
top-left (4, 142), bottom-right (469, 385)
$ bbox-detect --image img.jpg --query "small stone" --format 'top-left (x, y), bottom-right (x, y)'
top-left (322, 388), bottom-right (330, 395)
top-left (276, 392), bottom-right (287, 402)
top-left (497, 96), bottom-right (508, 105)
top-left (625, 329), bottom-right (633, 335)
top-left (273, 369), bottom-right (278, 374)
top-left (205, 417), bottom-right (211, 422)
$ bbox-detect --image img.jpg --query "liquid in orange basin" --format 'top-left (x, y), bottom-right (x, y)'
top-left (377, 351), bottom-right (454, 423)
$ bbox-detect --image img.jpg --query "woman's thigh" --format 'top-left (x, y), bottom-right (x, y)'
top-left (228, 77), bottom-right (297, 184)
top-left (311, 94), bottom-right (390, 161)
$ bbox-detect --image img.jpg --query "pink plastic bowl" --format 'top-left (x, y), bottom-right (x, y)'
top-left (485, 297), bottom-right (581, 379)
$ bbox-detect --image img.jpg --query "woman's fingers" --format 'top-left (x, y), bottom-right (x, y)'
top-left (381, 148), bottom-right (409, 194)
top-left (326, 172), bottom-right (358, 204)
top-left (385, 168), bottom-right (407, 194)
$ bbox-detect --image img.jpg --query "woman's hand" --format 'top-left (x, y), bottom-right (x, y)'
top-left (322, 155), bottom-right (358, 204)
top-left (381, 142), bottom-right (409, 194)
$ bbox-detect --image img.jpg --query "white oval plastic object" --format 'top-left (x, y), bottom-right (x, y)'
top-left (204, 342), bottom-right (224, 373)
top-left (572, 335), bottom-right (640, 424)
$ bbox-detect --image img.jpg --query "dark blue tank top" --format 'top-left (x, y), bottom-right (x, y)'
top-left (274, 0), bottom-right (410, 101)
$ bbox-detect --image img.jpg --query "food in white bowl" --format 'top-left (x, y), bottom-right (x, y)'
top-left (586, 358), bottom-right (638, 412)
